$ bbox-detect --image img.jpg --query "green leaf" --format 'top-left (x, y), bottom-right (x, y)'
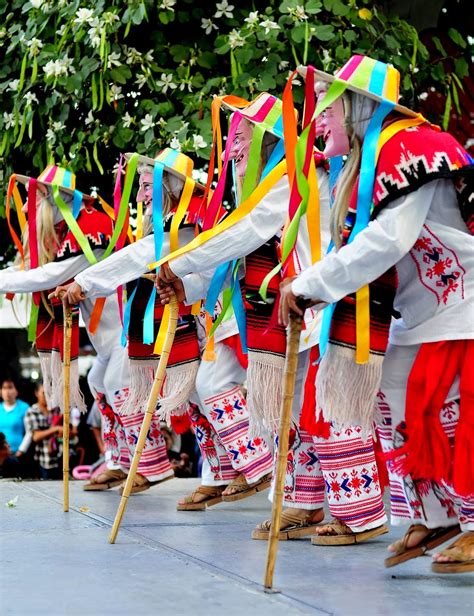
top-left (109, 65), bottom-right (132, 84)
top-left (332, 0), bottom-right (350, 16)
top-left (91, 72), bottom-right (98, 110)
top-left (31, 57), bottom-right (38, 84)
top-left (442, 88), bottom-right (451, 130)
top-left (14, 111), bottom-right (27, 148)
top-left (93, 140), bottom-right (104, 174)
top-left (451, 81), bottom-right (461, 114)
top-left (197, 51), bottom-right (218, 69)
top-left (454, 57), bottom-right (468, 79)
top-left (344, 30), bottom-right (357, 43)
top-left (432, 36), bottom-right (447, 57)
top-left (18, 51), bottom-right (28, 93)
top-left (447, 28), bottom-right (467, 49)
top-left (385, 34), bottom-right (399, 50)
top-left (313, 25), bottom-right (334, 42)
top-left (170, 45), bottom-right (189, 62)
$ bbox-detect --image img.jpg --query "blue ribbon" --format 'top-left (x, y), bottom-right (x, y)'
top-left (328, 157), bottom-right (343, 207)
top-left (261, 139), bottom-right (285, 180)
top-left (72, 189), bottom-right (82, 219)
top-left (121, 283), bottom-right (138, 347)
top-left (205, 261), bottom-right (232, 315)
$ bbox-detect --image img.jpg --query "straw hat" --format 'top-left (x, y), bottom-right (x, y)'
top-left (13, 164), bottom-right (94, 200)
top-left (217, 92), bottom-right (285, 139)
top-left (297, 55), bottom-right (418, 118)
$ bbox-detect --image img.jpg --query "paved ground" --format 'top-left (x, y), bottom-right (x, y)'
top-left (0, 478), bottom-right (472, 616)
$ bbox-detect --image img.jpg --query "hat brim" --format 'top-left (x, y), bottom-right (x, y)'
top-left (124, 153), bottom-right (206, 192)
top-left (14, 174), bottom-right (95, 201)
top-left (297, 65), bottom-right (419, 118)
top-left (219, 100), bottom-right (284, 140)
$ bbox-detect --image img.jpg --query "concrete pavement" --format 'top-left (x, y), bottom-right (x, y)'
top-left (0, 478), bottom-right (472, 616)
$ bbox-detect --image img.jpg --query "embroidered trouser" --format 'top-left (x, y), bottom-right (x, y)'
top-left (269, 349), bottom-right (326, 511)
top-left (87, 346), bottom-right (129, 471)
top-left (377, 343), bottom-right (474, 531)
top-left (192, 341), bottom-right (273, 487)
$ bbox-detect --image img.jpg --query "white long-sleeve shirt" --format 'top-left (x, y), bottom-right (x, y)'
top-left (0, 251), bottom-right (123, 358)
top-left (292, 179), bottom-right (474, 345)
top-left (169, 170), bottom-right (331, 351)
top-left (74, 229), bottom-right (239, 343)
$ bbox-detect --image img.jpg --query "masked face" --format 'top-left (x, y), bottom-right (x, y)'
top-left (316, 89), bottom-right (350, 158)
top-left (137, 169), bottom-right (154, 215)
top-left (227, 118), bottom-right (254, 177)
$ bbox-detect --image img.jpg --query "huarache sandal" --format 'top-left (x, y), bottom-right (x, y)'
top-left (431, 532), bottom-right (474, 574)
top-left (83, 469), bottom-right (127, 491)
top-left (252, 507), bottom-right (325, 540)
top-left (221, 472), bottom-right (272, 502)
top-left (384, 523), bottom-right (461, 568)
top-left (311, 518), bottom-right (389, 545)
top-left (119, 473), bottom-right (174, 495)
top-left (177, 485), bottom-right (227, 511)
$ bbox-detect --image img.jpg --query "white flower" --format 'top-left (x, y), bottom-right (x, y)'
top-left (170, 136), bottom-right (181, 150)
top-left (290, 5), bottom-right (308, 21)
top-left (260, 19), bottom-right (279, 35)
top-left (215, 0), bottom-right (234, 19)
top-left (7, 79), bottom-right (20, 92)
top-left (278, 60), bottom-right (289, 71)
top-left (46, 128), bottom-right (55, 143)
top-left (90, 186), bottom-right (99, 197)
top-left (122, 112), bottom-right (134, 128)
top-left (3, 112), bottom-right (15, 129)
top-left (30, 0), bottom-right (43, 9)
top-left (144, 50), bottom-right (154, 63)
top-left (25, 37), bottom-right (43, 57)
top-left (135, 73), bottom-right (148, 89)
top-left (193, 134), bottom-right (207, 149)
top-left (24, 92), bottom-right (38, 106)
top-left (56, 24), bottom-right (67, 37)
top-left (179, 79), bottom-right (193, 92)
top-left (201, 18), bottom-right (218, 35)
top-left (43, 57), bottom-right (75, 79)
top-left (228, 29), bottom-right (246, 49)
top-left (288, 70), bottom-right (301, 86)
top-left (156, 73), bottom-right (177, 94)
top-left (140, 113), bottom-right (155, 132)
top-left (124, 46), bottom-right (142, 65)
top-left (159, 0), bottom-right (176, 10)
top-left (52, 121), bottom-right (65, 131)
top-left (87, 20), bottom-right (102, 49)
top-left (102, 12), bottom-right (119, 26)
top-left (74, 8), bottom-right (94, 26)
top-left (85, 111), bottom-right (94, 126)
top-left (107, 51), bottom-right (121, 69)
top-left (244, 11), bottom-right (259, 26)
top-left (110, 84), bottom-right (124, 100)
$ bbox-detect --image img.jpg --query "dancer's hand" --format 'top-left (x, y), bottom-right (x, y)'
top-left (159, 262), bottom-right (178, 284)
top-left (66, 282), bottom-right (86, 304)
top-left (156, 278), bottom-right (186, 304)
top-left (278, 277), bottom-right (304, 326)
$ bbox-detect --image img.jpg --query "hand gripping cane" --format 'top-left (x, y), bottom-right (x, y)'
top-left (48, 290), bottom-right (73, 512)
top-left (264, 300), bottom-right (308, 591)
top-left (109, 292), bottom-right (179, 544)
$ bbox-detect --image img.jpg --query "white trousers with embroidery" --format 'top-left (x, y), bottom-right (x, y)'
top-left (377, 343), bottom-right (474, 532)
top-left (191, 341), bottom-right (273, 487)
top-left (87, 346), bottom-right (173, 482)
top-left (270, 349), bottom-right (387, 532)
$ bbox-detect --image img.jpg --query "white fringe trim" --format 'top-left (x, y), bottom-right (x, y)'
top-left (38, 352), bottom-right (54, 409)
top-left (246, 351), bottom-right (285, 437)
top-left (50, 351), bottom-right (87, 414)
top-left (159, 361), bottom-right (199, 423)
top-left (316, 343), bottom-right (383, 440)
top-left (119, 360), bottom-right (157, 417)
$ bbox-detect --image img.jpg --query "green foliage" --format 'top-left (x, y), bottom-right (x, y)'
top-left (0, 0), bottom-right (470, 214)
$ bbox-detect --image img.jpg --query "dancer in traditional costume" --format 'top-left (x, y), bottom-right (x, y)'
top-left (157, 92), bottom-right (386, 541)
top-left (279, 55), bottom-right (473, 569)
top-left (64, 149), bottom-right (273, 505)
top-left (1, 166), bottom-right (130, 490)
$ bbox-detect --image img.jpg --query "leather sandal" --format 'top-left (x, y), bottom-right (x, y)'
top-left (252, 507), bottom-right (325, 541)
top-left (431, 532), bottom-right (474, 574)
top-left (118, 473), bottom-right (173, 495)
top-left (177, 485), bottom-right (227, 511)
top-left (221, 472), bottom-right (272, 502)
top-left (83, 469), bottom-right (127, 491)
top-left (385, 523), bottom-right (461, 568)
top-left (311, 518), bottom-right (389, 546)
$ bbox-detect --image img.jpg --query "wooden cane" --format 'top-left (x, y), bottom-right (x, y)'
top-left (109, 294), bottom-right (179, 544)
top-left (264, 304), bottom-right (306, 591)
top-left (48, 290), bottom-right (73, 512)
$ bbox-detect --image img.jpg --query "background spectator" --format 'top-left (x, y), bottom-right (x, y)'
top-left (0, 432), bottom-right (26, 478)
top-left (0, 378), bottom-right (30, 458)
top-left (24, 383), bottom-right (62, 479)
